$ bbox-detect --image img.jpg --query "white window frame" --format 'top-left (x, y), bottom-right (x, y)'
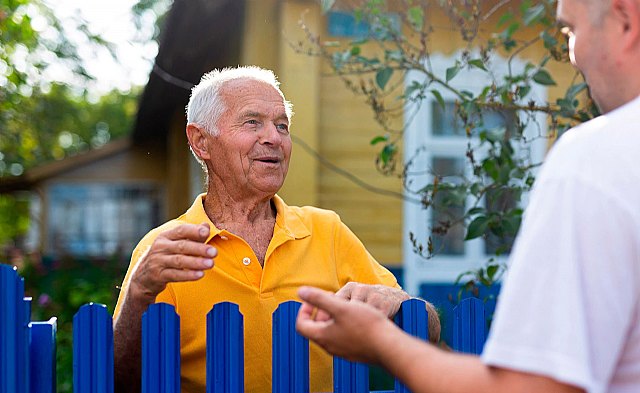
top-left (402, 53), bottom-right (548, 295)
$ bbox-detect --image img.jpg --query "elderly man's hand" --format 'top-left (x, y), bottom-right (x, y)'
top-left (296, 286), bottom-right (399, 364)
top-left (313, 282), bottom-right (441, 343)
top-left (334, 282), bottom-right (410, 318)
top-left (129, 223), bottom-right (217, 301)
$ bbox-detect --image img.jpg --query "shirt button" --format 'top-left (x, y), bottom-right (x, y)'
top-left (242, 257), bottom-right (251, 266)
top-left (220, 235), bottom-right (228, 240)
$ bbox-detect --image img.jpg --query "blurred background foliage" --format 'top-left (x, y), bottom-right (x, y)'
top-left (1, 0), bottom-right (169, 390)
top-left (19, 256), bottom-right (124, 392)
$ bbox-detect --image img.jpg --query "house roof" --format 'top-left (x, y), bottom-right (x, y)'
top-left (132, 0), bottom-right (245, 143)
top-left (0, 137), bottom-right (132, 193)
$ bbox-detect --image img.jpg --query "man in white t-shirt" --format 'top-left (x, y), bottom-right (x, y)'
top-left (295, 0), bottom-right (640, 392)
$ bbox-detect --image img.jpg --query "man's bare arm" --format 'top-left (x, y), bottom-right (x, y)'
top-left (113, 224), bottom-right (216, 392)
top-left (296, 286), bottom-right (583, 393)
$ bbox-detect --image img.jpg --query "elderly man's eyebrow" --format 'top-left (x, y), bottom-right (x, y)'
top-left (240, 111), bottom-right (262, 119)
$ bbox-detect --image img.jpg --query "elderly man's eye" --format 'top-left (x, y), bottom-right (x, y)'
top-left (246, 119), bottom-right (258, 125)
top-left (276, 124), bottom-right (289, 133)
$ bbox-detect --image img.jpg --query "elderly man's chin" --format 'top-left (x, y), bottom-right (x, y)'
top-left (249, 171), bottom-right (288, 195)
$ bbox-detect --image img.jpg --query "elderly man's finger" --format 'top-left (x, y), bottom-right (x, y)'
top-left (162, 223), bottom-right (211, 242)
top-left (334, 282), bottom-right (356, 300)
top-left (158, 239), bottom-right (217, 259)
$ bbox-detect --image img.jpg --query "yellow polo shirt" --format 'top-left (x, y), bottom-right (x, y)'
top-left (115, 194), bottom-right (399, 393)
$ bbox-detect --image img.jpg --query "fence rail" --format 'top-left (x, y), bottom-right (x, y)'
top-left (0, 264), bottom-right (487, 393)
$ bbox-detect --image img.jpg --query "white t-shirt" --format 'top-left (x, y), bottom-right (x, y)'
top-left (481, 95), bottom-right (640, 393)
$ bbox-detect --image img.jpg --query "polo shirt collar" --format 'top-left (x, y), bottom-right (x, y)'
top-left (272, 195), bottom-right (311, 240)
top-left (181, 193), bottom-right (310, 242)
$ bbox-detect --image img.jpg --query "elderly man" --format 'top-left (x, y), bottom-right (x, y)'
top-left (113, 66), bottom-right (439, 392)
top-left (296, 0), bottom-right (640, 392)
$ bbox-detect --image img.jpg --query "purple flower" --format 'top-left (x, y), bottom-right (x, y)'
top-left (38, 293), bottom-right (51, 307)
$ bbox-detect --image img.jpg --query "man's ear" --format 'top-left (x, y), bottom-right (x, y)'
top-left (613, 0), bottom-right (640, 51)
top-left (186, 123), bottom-right (211, 160)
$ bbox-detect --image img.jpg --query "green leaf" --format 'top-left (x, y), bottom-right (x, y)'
top-left (379, 143), bottom-right (397, 166)
top-left (532, 69), bottom-right (556, 86)
top-left (518, 84), bottom-right (532, 99)
top-left (446, 64), bottom-right (460, 82)
top-left (523, 4), bottom-right (545, 26)
top-left (320, 0), bottom-right (336, 13)
top-left (370, 135), bottom-right (388, 145)
top-left (483, 159), bottom-right (500, 180)
top-left (465, 216), bottom-right (489, 240)
top-left (405, 81), bottom-right (423, 98)
top-left (467, 207), bottom-right (486, 216)
top-left (430, 89), bottom-right (445, 110)
top-left (376, 67), bottom-right (393, 90)
top-left (408, 6), bottom-right (424, 31)
top-left (350, 46), bottom-right (361, 56)
top-left (498, 11), bottom-right (514, 26)
top-left (468, 59), bottom-right (487, 71)
top-left (487, 264), bottom-right (500, 280)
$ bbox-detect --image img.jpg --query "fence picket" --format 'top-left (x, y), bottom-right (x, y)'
top-left (453, 297), bottom-right (485, 355)
top-left (206, 302), bottom-right (244, 393)
top-left (0, 265), bottom-right (30, 393)
top-left (334, 357), bottom-right (369, 393)
top-left (73, 303), bottom-right (113, 393)
top-left (142, 303), bottom-right (180, 393)
top-left (29, 318), bottom-right (57, 393)
top-left (272, 301), bottom-right (309, 393)
top-left (393, 298), bottom-right (429, 393)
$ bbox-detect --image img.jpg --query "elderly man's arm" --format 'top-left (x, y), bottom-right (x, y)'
top-left (333, 282), bottom-right (441, 343)
top-left (296, 286), bottom-right (584, 393)
top-left (113, 224), bottom-right (216, 392)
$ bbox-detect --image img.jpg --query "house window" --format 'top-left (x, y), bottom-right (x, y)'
top-left (48, 183), bottom-right (162, 257)
top-left (402, 54), bottom-right (548, 295)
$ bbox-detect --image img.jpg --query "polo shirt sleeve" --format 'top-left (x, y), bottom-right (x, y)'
top-left (481, 175), bottom-right (639, 393)
top-left (333, 219), bottom-right (400, 289)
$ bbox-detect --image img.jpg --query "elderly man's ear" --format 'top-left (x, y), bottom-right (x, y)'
top-left (186, 124), bottom-right (211, 160)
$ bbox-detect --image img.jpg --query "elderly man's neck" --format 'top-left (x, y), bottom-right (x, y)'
top-left (203, 188), bottom-right (276, 227)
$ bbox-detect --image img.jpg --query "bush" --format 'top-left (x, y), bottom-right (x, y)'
top-left (18, 255), bottom-right (126, 393)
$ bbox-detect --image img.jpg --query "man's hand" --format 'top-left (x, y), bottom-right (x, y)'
top-left (114, 223), bottom-right (216, 393)
top-left (334, 282), bottom-right (410, 318)
top-left (296, 286), bottom-right (399, 364)
top-left (129, 223), bottom-right (217, 301)
top-left (314, 282), bottom-right (441, 343)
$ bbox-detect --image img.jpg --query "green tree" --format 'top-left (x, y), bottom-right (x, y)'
top-left (302, 0), bottom-right (597, 287)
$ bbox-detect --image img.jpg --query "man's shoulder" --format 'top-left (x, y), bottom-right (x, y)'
top-left (544, 111), bottom-right (639, 180)
top-left (284, 204), bottom-right (341, 222)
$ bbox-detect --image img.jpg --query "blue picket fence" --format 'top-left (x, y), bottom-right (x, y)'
top-left (0, 264), bottom-right (487, 393)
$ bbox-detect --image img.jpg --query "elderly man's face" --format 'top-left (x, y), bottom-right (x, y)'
top-left (557, 0), bottom-right (620, 113)
top-left (207, 79), bottom-right (292, 197)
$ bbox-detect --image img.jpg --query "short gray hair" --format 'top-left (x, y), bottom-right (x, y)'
top-left (186, 66), bottom-right (294, 135)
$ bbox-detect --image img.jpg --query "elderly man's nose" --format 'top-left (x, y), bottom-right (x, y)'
top-left (259, 122), bottom-right (281, 144)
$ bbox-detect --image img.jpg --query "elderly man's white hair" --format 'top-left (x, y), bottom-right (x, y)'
top-left (186, 66), bottom-right (294, 135)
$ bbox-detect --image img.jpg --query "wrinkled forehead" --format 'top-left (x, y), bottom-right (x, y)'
top-left (221, 79), bottom-right (285, 106)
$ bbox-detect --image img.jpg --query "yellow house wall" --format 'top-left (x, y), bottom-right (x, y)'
top-left (241, 1), bottom-right (577, 266)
